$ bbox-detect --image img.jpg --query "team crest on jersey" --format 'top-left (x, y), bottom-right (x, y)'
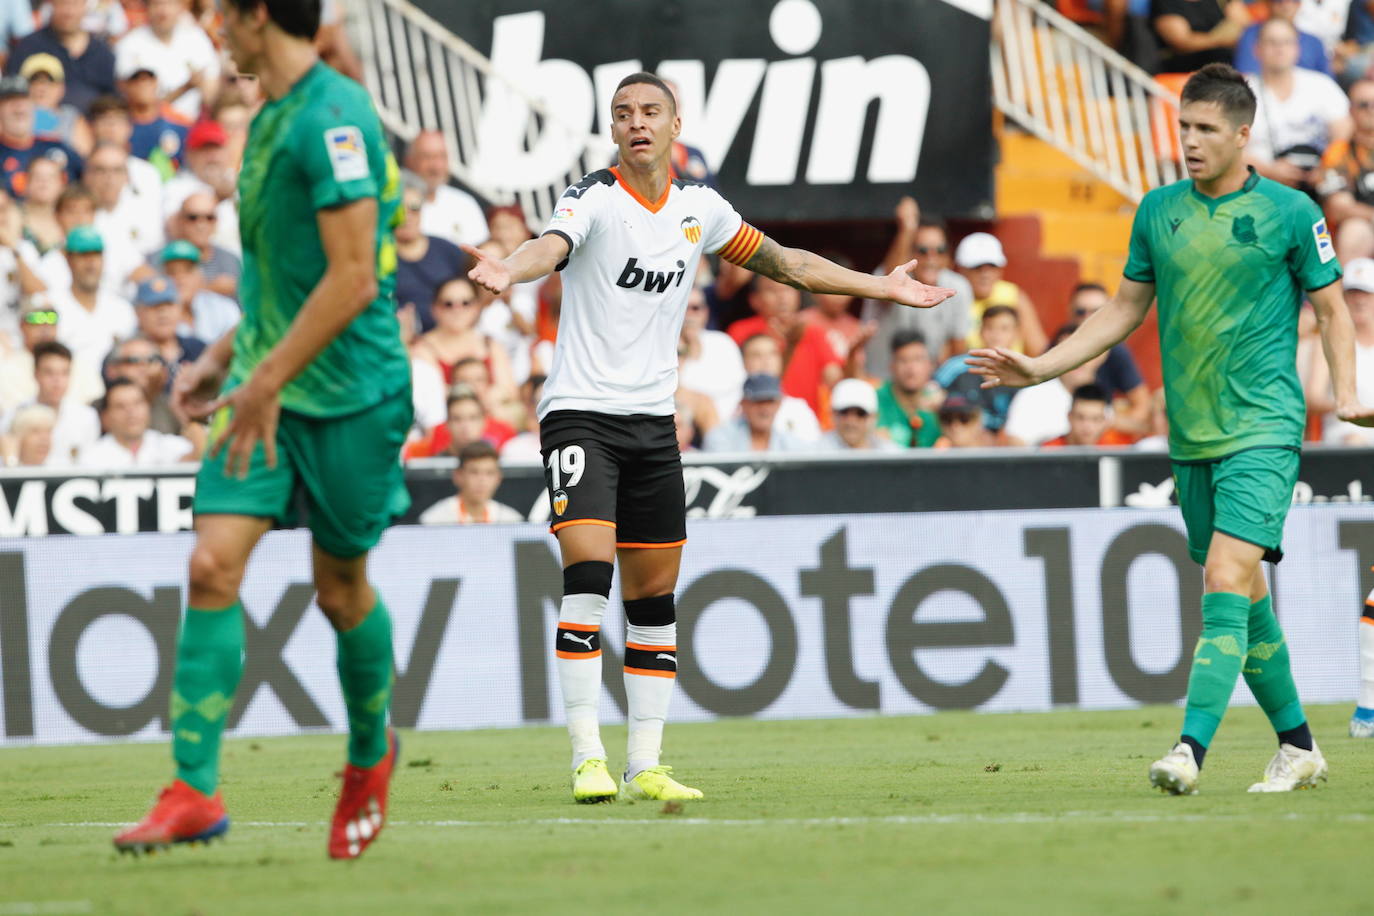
top-left (552, 489), bottom-right (569, 516)
top-left (1313, 218), bottom-right (1336, 263)
top-left (680, 216), bottom-right (703, 244)
top-left (324, 126), bottom-right (368, 182)
top-left (1231, 214), bottom-right (1258, 245)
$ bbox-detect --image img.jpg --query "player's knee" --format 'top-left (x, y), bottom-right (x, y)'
top-left (564, 560), bottom-right (613, 598)
top-left (315, 574), bottom-right (372, 629)
top-left (1203, 560), bottom-right (1248, 596)
top-left (624, 594), bottom-right (675, 628)
top-left (187, 543), bottom-right (245, 605)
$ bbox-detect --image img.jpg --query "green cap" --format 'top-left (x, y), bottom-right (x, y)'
top-left (159, 240), bottom-right (201, 264)
top-left (64, 225), bottom-right (104, 254)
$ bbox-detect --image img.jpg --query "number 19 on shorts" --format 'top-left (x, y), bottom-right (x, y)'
top-left (547, 445), bottom-right (585, 518)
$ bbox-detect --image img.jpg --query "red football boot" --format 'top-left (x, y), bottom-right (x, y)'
top-left (113, 780), bottom-right (229, 855)
top-left (328, 729), bottom-right (399, 860)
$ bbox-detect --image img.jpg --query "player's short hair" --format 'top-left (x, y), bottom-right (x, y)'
top-left (890, 329), bottom-right (928, 354)
top-left (222, 0), bottom-right (321, 39)
top-left (1181, 63), bottom-right (1257, 127)
top-left (981, 304), bottom-right (1019, 326)
top-left (97, 377), bottom-right (142, 412)
top-left (613, 72), bottom-right (676, 116)
top-left (446, 385), bottom-right (484, 415)
top-left (1070, 383), bottom-right (1110, 407)
top-left (32, 340), bottom-right (72, 366)
top-left (86, 95), bottom-right (129, 121)
top-left (458, 440), bottom-right (499, 467)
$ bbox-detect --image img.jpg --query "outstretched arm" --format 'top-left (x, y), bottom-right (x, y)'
top-left (464, 233), bottom-right (571, 297)
top-left (967, 277), bottom-right (1155, 388)
top-left (743, 235), bottom-right (956, 308)
top-left (1309, 280), bottom-right (1374, 426)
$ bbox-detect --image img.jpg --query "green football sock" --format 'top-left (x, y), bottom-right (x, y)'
top-left (171, 604), bottom-right (245, 796)
top-left (1180, 591), bottom-right (1250, 748)
top-left (336, 596), bottom-right (394, 768)
top-left (1241, 594), bottom-right (1307, 734)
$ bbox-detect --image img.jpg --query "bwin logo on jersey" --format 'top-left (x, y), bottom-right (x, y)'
top-left (616, 258), bottom-right (688, 293)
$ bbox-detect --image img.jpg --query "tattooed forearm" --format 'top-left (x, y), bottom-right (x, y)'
top-left (742, 237), bottom-right (810, 289)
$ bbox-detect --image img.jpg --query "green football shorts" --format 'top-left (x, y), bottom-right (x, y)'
top-left (1172, 446), bottom-right (1300, 566)
top-left (194, 392), bottom-right (413, 558)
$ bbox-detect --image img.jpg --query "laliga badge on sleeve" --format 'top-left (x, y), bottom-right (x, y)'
top-left (325, 126), bottom-right (369, 182)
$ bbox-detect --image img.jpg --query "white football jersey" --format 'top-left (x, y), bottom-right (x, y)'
top-left (537, 167), bottom-right (763, 419)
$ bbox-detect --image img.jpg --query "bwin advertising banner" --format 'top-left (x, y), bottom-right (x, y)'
top-left (1, 507), bottom-right (1368, 745)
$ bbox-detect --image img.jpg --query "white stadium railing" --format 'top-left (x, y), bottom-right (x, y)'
top-left (992, 0), bottom-right (1184, 204)
top-left (344, 0), bottom-right (599, 227)
top-left (346, 0), bottom-right (1181, 216)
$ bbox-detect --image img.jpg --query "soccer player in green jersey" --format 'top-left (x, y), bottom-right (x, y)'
top-left (114, 0), bottom-right (410, 858)
top-left (971, 63), bottom-right (1374, 794)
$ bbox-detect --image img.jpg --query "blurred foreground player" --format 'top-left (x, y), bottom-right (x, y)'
top-left (971, 63), bottom-right (1374, 795)
top-left (114, 0), bottom-right (410, 858)
top-left (466, 71), bottom-right (954, 804)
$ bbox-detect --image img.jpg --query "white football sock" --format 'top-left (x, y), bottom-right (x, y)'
top-left (556, 592), bottom-right (607, 769)
top-left (1360, 615), bottom-right (1374, 710)
top-left (624, 622), bottom-right (676, 780)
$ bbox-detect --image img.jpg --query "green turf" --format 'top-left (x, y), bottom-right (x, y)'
top-left (0, 704), bottom-right (1369, 915)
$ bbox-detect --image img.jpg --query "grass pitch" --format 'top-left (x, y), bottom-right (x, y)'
top-left (1, 705), bottom-right (1369, 915)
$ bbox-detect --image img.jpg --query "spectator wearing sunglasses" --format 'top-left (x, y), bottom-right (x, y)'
top-left (816, 379), bottom-right (899, 451)
top-left (104, 335), bottom-right (181, 434)
top-left (170, 191), bottom-right (239, 301)
top-left (158, 239), bottom-right (238, 343)
top-left (1, 301), bottom-right (101, 413)
top-left (862, 197), bottom-right (973, 379)
top-left (394, 175), bottom-right (467, 335)
top-left (132, 274), bottom-right (204, 377)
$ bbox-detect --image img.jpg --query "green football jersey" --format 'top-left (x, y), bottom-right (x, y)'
top-left (230, 61), bottom-right (407, 418)
top-left (1123, 169), bottom-right (1341, 461)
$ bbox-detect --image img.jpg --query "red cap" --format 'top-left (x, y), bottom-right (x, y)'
top-left (187, 120), bottom-right (227, 150)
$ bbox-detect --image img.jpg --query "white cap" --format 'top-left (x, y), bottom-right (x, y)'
top-left (1346, 258), bottom-right (1374, 294)
top-left (955, 232), bottom-right (1007, 269)
top-left (830, 378), bottom-right (878, 415)
top-left (116, 52), bottom-right (158, 82)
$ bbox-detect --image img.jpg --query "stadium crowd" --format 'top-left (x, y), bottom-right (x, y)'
top-left (3, 0), bottom-right (1373, 524)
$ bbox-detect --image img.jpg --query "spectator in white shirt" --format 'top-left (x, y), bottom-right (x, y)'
top-left (78, 377), bottom-right (197, 468)
top-left (158, 239), bottom-right (238, 342)
top-left (678, 285), bottom-right (746, 421)
top-left (1, 402), bottom-right (60, 467)
top-left (1247, 18), bottom-right (1352, 189)
top-left (114, 0), bottom-right (219, 121)
top-left (703, 373), bottom-right (809, 453)
top-left (87, 141), bottom-right (163, 257)
top-left (816, 379), bottom-right (900, 452)
top-left (3, 339), bottom-right (100, 464)
top-left (1002, 326), bottom-right (1110, 446)
top-left (169, 191), bottom-right (239, 301)
top-left (0, 301), bottom-right (104, 413)
top-left (405, 130), bottom-right (488, 248)
top-left (48, 224), bottom-right (136, 370)
top-left (86, 95), bottom-right (163, 207)
top-left (38, 184), bottom-right (143, 298)
top-left (419, 441), bottom-right (526, 525)
top-left (738, 332), bottom-right (822, 442)
top-left (162, 120), bottom-right (239, 254)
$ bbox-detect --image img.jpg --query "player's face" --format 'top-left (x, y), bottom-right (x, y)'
top-left (891, 342), bottom-right (933, 394)
top-left (1179, 101), bottom-right (1249, 183)
top-left (34, 355), bottom-right (70, 404)
top-left (456, 458), bottom-right (501, 504)
top-left (219, 0), bottom-right (265, 75)
top-left (1067, 400), bottom-right (1109, 445)
top-left (981, 313), bottom-right (1019, 350)
top-left (610, 83), bottom-right (680, 170)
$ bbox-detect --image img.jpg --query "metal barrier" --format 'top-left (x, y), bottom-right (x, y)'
top-left (992, 0), bottom-right (1185, 204)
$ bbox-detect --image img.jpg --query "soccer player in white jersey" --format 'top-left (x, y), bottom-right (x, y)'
top-left (465, 72), bottom-right (954, 803)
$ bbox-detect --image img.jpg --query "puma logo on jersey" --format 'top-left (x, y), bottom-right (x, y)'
top-left (616, 257), bottom-right (687, 293)
top-left (562, 631), bottom-right (596, 650)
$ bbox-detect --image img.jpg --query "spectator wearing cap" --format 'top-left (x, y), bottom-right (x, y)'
top-left (1065, 282), bottom-right (1151, 435)
top-left (817, 379), bottom-right (899, 451)
top-left (404, 130), bottom-right (489, 248)
top-left (418, 440), bottom-right (526, 526)
top-left (132, 272), bottom-right (204, 369)
top-left (159, 239), bottom-right (239, 343)
top-left (0, 74), bottom-right (82, 198)
top-left (48, 224), bottom-right (135, 370)
top-left (115, 0), bottom-right (219, 123)
top-left (1, 339), bottom-right (100, 463)
top-left (22, 53), bottom-right (91, 157)
top-left (0, 0), bottom-right (35, 74)
top-left (119, 53), bottom-right (190, 180)
top-left (394, 176), bottom-right (467, 334)
top-left (738, 332), bottom-right (822, 442)
top-left (163, 118), bottom-right (239, 255)
top-left (86, 95), bottom-right (164, 218)
top-left (103, 335), bottom-right (183, 435)
top-left (0, 302), bottom-right (103, 414)
top-left (78, 376), bottom-right (198, 469)
top-left (876, 330), bottom-right (942, 449)
top-left (933, 395), bottom-right (993, 448)
top-left (703, 373), bottom-right (809, 453)
top-left (1039, 384), bottom-right (1136, 448)
top-left (7, 0), bottom-right (117, 113)
top-left (1307, 257), bottom-right (1374, 444)
top-left (1, 402), bottom-right (60, 468)
top-left (170, 190), bottom-right (239, 301)
top-left (863, 198), bottom-right (973, 378)
top-left (934, 305), bottom-right (1022, 433)
top-left (89, 141), bottom-right (163, 258)
top-left (955, 231), bottom-right (1047, 356)
top-left (679, 283), bottom-right (747, 422)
